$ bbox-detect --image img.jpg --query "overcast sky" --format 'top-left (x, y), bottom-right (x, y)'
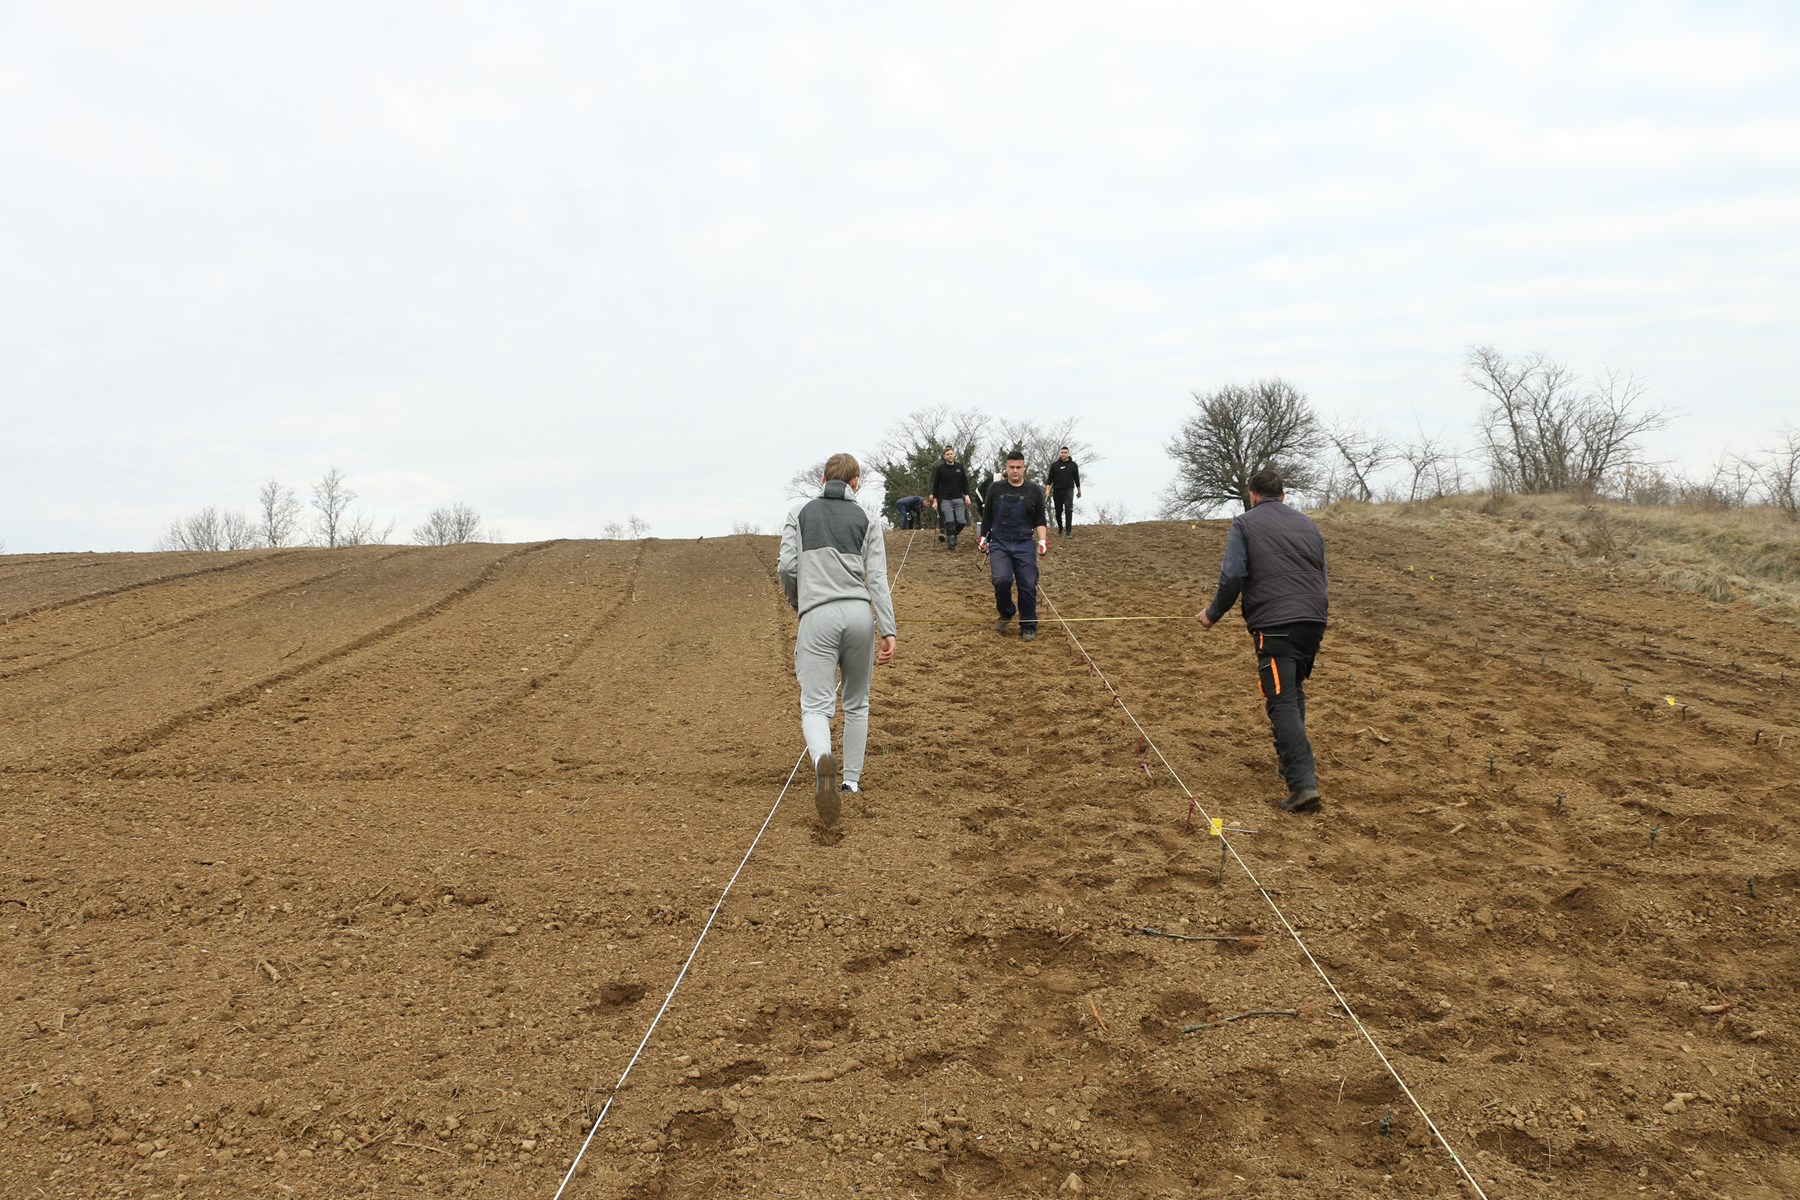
top-left (4, 1), bottom-right (1796, 552)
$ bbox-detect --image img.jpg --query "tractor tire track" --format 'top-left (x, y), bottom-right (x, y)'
top-left (0, 552), bottom-right (406, 683)
top-left (83, 541), bottom-right (564, 769)
top-left (423, 539), bottom-right (650, 758)
top-left (0, 551), bottom-right (289, 625)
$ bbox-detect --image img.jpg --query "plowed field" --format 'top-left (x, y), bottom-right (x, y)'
top-left (2, 514), bottom-right (1796, 1199)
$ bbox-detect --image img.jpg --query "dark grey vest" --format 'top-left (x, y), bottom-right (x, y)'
top-left (1237, 500), bottom-right (1328, 629)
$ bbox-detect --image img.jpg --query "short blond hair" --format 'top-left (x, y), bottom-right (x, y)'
top-left (823, 453), bottom-right (860, 484)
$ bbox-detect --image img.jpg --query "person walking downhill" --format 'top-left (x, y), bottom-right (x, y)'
top-left (978, 449), bottom-right (1049, 642)
top-left (778, 454), bottom-right (898, 827)
top-left (928, 446), bottom-right (973, 552)
top-left (1044, 445), bottom-right (1082, 539)
top-left (1196, 467), bottom-right (1328, 813)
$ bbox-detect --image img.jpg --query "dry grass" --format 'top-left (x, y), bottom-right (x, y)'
top-left (1317, 492), bottom-right (1800, 623)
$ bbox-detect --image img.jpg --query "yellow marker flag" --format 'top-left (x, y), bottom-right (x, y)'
top-left (1209, 817), bottom-right (1224, 837)
top-left (1665, 695), bottom-right (1678, 706)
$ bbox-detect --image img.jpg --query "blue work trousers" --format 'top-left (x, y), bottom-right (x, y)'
top-left (989, 539), bottom-right (1039, 632)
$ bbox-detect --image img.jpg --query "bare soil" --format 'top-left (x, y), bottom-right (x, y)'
top-left (2, 514), bottom-right (1796, 1199)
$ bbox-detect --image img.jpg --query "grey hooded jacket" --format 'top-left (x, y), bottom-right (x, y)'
top-left (777, 482), bottom-right (897, 637)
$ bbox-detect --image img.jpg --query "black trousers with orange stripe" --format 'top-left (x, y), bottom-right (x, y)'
top-left (1251, 622), bottom-right (1325, 794)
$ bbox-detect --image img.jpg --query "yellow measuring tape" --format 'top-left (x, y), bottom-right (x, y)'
top-left (897, 615), bottom-right (1194, 624)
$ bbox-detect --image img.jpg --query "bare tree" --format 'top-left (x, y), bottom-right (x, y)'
top-left (626, 514), bottom-right (651, 539)
top-left (413, 503), bottom-right (485, 545)
top-left (158, 506), bottom-right (258, 551)
top-left (1088, 501), bottom-right (1132, 525)
top-left (993, 416), bottom-right (1101, 487)
top-left (869, 405), bottom-right (993, 514)
top-left (730, 520), bottom-right (764, 535)
top-left (601, 521), bottom-right (625, 539)
top-left (310, 468), bottom-right (392, 546)
top-left (1753, 427), bottom-right (1800, 520)
top-left (1681, 455), bottom-right (1760, 510)
top-left (311, 468), bottom-right (356, 548)
top-left (786, 460), bottom-right (828, 500)
top-left (258, 479), bottom-right (303, 548)
top-left (338, 512), bottom-right (395, 546)
top-left (1466, 346), bottom-right (1670, 494)
top-left (1161, 378), bottom-right (1324, 515)
top-left (1397, 425), bottom-right (1464, 501)
top-left (1323, 416), bottom-right (1394, 503)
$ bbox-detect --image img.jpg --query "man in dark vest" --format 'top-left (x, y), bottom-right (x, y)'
top-left (1197, 468), bottom-right (1328, 812)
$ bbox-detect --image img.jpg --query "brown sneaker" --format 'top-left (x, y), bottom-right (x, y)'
top-left (813, 752), bottom-right (841, 826)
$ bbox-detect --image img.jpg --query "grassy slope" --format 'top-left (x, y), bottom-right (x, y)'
top-left (1319, 494), bottom-right (1800, 626)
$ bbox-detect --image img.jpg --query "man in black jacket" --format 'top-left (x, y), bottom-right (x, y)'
top-left (928, 447), bottom-right (973, 552)
top-left (1196, 468), bottom-right (1328, 813)
top-left (1044, 446), bottom-right (1082, 539)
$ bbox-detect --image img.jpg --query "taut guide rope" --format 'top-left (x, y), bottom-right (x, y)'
top-left (1036, 581), bottom-right (1492, 1200)
top-left (553, 526), bottom-right (921, 1196)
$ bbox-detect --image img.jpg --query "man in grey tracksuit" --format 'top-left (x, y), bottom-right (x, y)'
top-left (1197, 467), bottom-right (1328, 813)
top-left (778, 453), bottom-right (898, 827)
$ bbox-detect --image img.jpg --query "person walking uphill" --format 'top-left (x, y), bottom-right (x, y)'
top-left (928, 446), bottom-right (973, 552)
top-left (778, 454), bottom-right (899, 828)
top-left (1044, 446), bottom-right (1082, 539)
top-left (1196, 468), bottom-right (1328, 813)
top-left (979, 449), bottom-right (1049, 642)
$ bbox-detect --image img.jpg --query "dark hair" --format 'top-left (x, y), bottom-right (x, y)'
top-left (1005, 448), bottom-right (1025, 463)
top-left (1248, 467), bottom-right (1285, 497)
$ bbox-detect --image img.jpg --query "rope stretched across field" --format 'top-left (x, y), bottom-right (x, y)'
top-left (554, 526), bottom-right (921, 1197)
top-left (1036, 581), bottom-right (1491, 1200)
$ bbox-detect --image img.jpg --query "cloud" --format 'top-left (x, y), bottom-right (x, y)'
top-left (2, 2), bottom-right (1798, 550)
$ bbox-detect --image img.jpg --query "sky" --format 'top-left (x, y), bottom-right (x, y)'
top-left (3, 1), bottom-right (1797, 552)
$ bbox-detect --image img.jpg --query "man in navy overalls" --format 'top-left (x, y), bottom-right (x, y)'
top-left (978, 449), bottom-right (1049, 642)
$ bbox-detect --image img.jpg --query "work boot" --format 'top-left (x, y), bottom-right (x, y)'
top-left (1280, 786), bottom-right (1322, 813)
top-left (814, 752), bottom-right (841, 826)
top-left (993, 616), bottom-right (1013, 635)
top-left (1021, 628), bottom-right (1037, 642)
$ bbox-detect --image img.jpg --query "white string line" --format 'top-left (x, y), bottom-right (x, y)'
top-left (1035, 583), bottom-right (1492, 1200)
top-left (551, 753), bottom-right (806, 1199)
top-left (553, 525), bottom-right (920, 1196)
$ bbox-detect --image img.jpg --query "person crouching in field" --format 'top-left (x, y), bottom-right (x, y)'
top-left (778, 454), bottom-right (898, 827)
top-left (1196, 467), bottom-right (1328, 813)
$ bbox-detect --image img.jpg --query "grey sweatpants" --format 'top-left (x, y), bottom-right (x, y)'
top-left (795, 599), bottom-right (877, 786)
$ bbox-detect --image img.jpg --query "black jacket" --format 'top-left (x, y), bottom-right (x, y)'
top-left (1045, 458), bottom-right (1081, 493)
top-left (930, 461), bottom-right (970, 501)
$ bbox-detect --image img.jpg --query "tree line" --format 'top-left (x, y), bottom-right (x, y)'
top-left (158, 469), bottom-right (495, 551)
top-left (156, 469), bottom-right (661, 552)
top-left (825, 406), bottom-right (1124, 527)
top-left (1161, 345), bottom-right (1799, 519)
